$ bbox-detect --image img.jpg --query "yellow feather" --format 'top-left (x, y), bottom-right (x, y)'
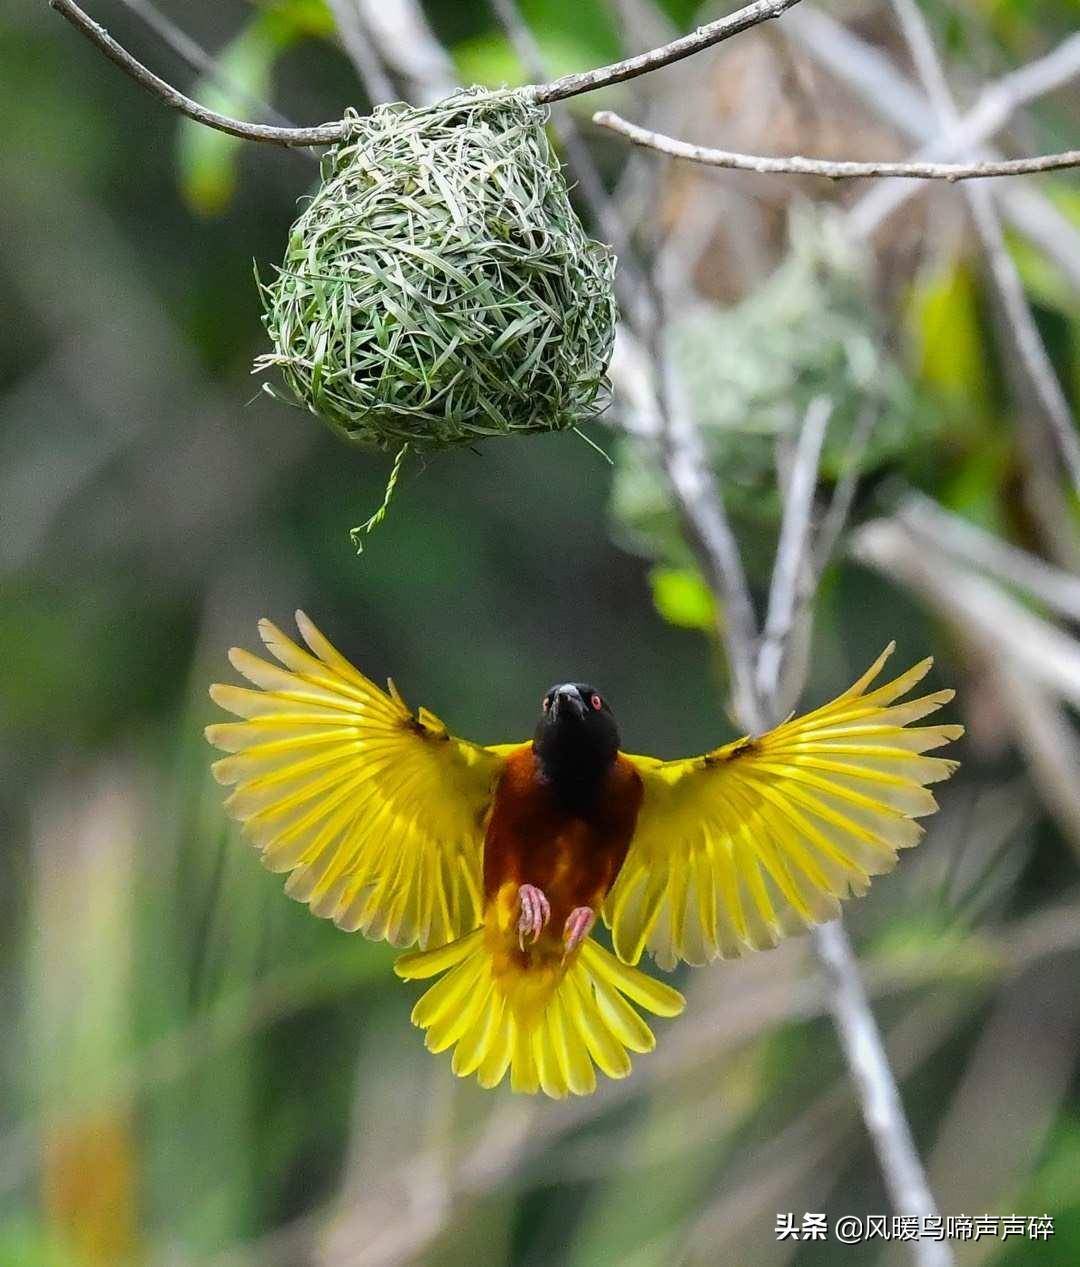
top-left (563, 966), bottom-right (632, 1080)
top-left (206, 613), bottom-right (515, 950)
top-left (548, 992), bottom-right (596, 1096)
top-left (579, 940), bottom-right (685, 1016)
top-left (397, 933), bottom-right (681, 1097)
top-left (476, 997), bottom-right (513, 1089)
top-left (510, 1018), bottom-right (539, 1095)
top-left (610, 651), bottom-right (962, 968)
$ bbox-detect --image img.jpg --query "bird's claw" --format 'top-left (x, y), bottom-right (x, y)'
top-left (517, 884), bottom-right (551, 950)
top-left (562, 906), bottom-right (596, 960)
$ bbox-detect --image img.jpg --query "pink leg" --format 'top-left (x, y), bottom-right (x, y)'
top-left (562, 906), bottom-right (596, 958)
top-left (517, 883), bottom-right (551, 950)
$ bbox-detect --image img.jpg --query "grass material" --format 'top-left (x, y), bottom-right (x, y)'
top-left (257, 88), bottom-right (618, 454)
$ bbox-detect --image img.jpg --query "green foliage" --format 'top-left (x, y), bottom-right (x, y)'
top-left (648, 566), bottom-right (717, 632)
top-left (177, 1), bottom-right (336, 216)
top-left (612, 208), bottom-right (942, 592)
top-left (906, 258), bottom-right (992, 422)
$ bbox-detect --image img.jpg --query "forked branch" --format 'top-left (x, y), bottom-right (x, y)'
top-left (50, 0), bottom-right (805, 145)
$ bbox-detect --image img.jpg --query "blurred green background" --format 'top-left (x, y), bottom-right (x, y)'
top-left (2, 1), bottom-right (1079, 1264)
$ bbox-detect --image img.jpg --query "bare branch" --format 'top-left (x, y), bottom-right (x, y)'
top-left (896, 492), bottom-right (1080, 623)
top-left (886, 0), bottom-right (1080, 494)
top-left (653, 336), bottom-right (765, 730)
top-left (726, 398), bottom-right (951, 1267)
top-left (810, 922), bottom-right (953, 1267)
top-left (968, 186), bottom-right (1080, 492)
top-left (354, 0), bottom-right (458, 105)
top-left (114, 0), bottom-right (299, 130)
top-left (53, 0), bottom-right (810, 145)
top-left (593, 110), bottom-right (1080, 180)
top-left (637, 348), bottom-right (952, 1264)
top-left (489, 0), bottom-right (653, 319)
top-left (49, 0), bottom-right (345, 146)
top-left (756, 396), bottom-right (832, 709)
top-left (531, 0), bottom-right (804, 103)
top-left (325, 0), bottom-right (396, 106)
top-left (811, 402), bottom-right (878, 580)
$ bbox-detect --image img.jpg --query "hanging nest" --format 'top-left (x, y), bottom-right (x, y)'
top-left (256, 87), bottom-right (618, 490)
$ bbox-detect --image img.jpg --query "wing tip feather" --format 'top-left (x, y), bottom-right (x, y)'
top-left (208, 682), bottom-right (233, 711)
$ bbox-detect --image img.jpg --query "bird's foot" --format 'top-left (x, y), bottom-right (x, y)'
top-left (517, 884), bottom-right (551, 950)
top-left (562, 906), bottom-right (596, 959)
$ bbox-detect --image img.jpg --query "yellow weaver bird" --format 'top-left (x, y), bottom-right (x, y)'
top-left (206, 613), bottom-right (962, 1098)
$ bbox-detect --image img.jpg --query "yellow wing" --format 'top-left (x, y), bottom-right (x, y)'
top-left (206, 611), bottom-right (509, 950)
top-left (605, 645), bottom-right (963, 970)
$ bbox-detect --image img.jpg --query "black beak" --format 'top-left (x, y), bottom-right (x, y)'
top-left (552, 685), bottom-right (586, 720)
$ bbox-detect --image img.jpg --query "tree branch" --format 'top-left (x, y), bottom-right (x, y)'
top-left (51, 0), bottom-right (808, 145)
top-left (886, 0), bottom-right (1080, 495)
top-left (810, 921), bottom-right (953, 1267)
top-left (593, 110), bottom-right (1080, 180)
top-left (49, 0), bottom-right (344, 146)
top-left (530, 0), bottom-right (804, 103)
top-left (652, 328), bottom-right (765, 730)
top-left (649, 378), bottom-right (952, 1266)
top-left (114, 0), bottom-right (300, 130)
top-left (325, 0), bottom-right (396, 106)
top-left (756, 397), bottom-right (832, 710)
top-left (895, 492), bottom-right (1080, 623)
top-left (354, 0), bottom-right (459, 106)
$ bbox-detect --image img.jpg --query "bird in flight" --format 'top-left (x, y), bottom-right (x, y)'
top-left (206, 612), bottom-right (961, 1098)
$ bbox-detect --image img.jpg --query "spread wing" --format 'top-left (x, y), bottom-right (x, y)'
top-left (206, 611), bottom-right (509, 950)
top-left (605, 646), bottom-right (963, 969)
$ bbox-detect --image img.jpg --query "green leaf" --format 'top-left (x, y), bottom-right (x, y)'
top-left (649, 566), bottom-right (717, 632)
top-left (905, 259), bottom-right (991, 415)
top-left (177, 2), bottom-right (334, 217)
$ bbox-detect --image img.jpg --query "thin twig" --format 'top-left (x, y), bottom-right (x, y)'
top-left (49, 0), bottom-right (343, 146)
top-left (489, 0), bottom-right (653, 321)
top-left (740, 394), bottom-right (952, 1265)
top-left (810, 923), bottom-right (953, 1267)
top-left (756, 396), bottom-right (832, 709)
top-left (896, 493), bottom-right (1080, 623)
top-left (354, 0), bottom-right (458, 105)
top-left (114, 0), bottom-right (298, 129)
top-left (52, 0), bottom-right (808, 144)
top-left (887, 0), bottom-right (1080, 493)
top-left (325, 0), bottom-right (396, 106)
top-left (969, 188), bottom-right (1080, 491)
top-left (811, 401), bottom-right (879, 580)
top-left (650, 372), bottom-right (951, 1266)
top-left (531, 0), bottom-right (805, 103)
top-left (652, 323), bottom-right (764, 730)
top-left (594, 110), bottom-right (1080, 180)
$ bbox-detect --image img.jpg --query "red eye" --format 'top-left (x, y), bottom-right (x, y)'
top-left (542, 696), bottom-right (550, 712)
top-left (590, 694), bottom-right (603, 711)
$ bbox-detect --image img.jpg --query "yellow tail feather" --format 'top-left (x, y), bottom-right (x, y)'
top-left (394, 933), bottom-right (685, 1098)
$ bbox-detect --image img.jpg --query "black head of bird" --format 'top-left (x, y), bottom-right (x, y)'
top-left (533, 683), bottom-right (621, 806)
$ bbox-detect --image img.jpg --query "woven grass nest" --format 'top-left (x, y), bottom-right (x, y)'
top-left (257, 87), bottom-right (618, 535)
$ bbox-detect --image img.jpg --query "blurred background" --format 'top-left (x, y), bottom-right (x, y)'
top-left (2, 0), bottom-right (1079, 1264)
